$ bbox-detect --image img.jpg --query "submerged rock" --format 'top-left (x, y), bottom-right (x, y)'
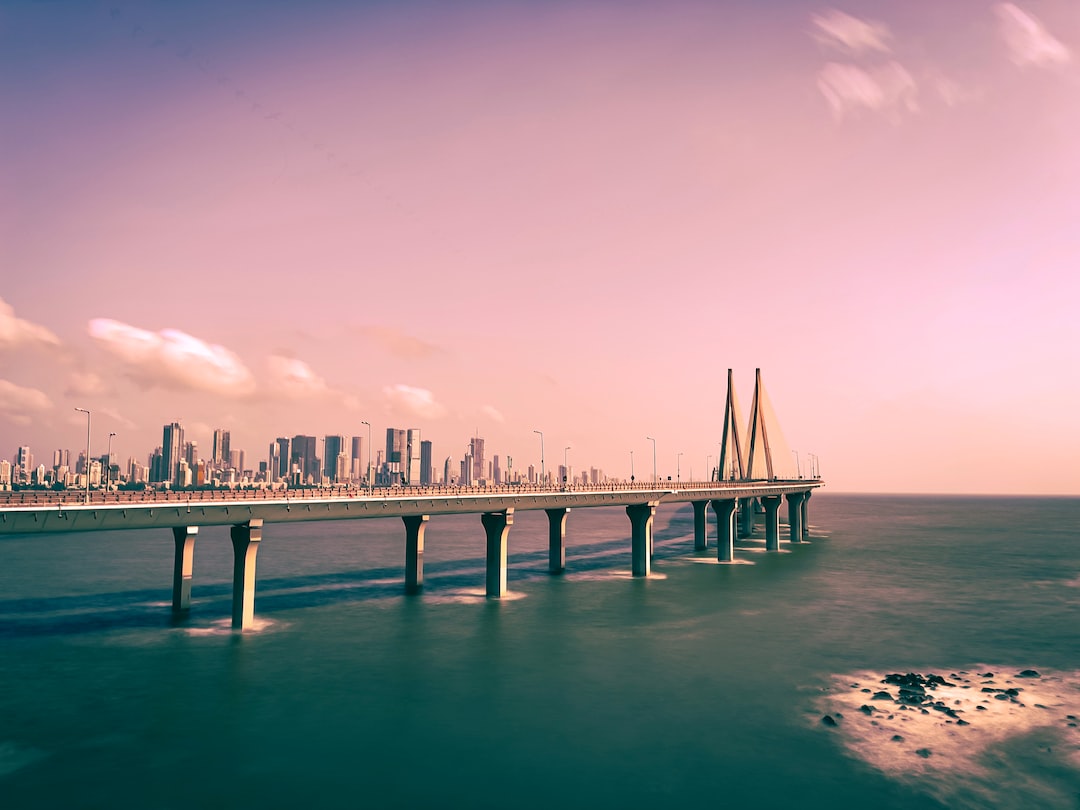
top-left (1017, 669), bottom-right (1040, 678)
top-left (915, 748), bottom-right (932, 758)
top-left (821, 715), bottom-right (838, 727)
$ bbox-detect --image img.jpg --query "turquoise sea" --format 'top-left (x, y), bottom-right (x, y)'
top-left (2, 494), bottom-right (1079, 809)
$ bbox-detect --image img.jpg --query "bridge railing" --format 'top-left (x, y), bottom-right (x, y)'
top-left (0, 478), bottom-right (822, 509)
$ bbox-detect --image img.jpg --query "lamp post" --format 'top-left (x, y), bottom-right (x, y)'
top-left (792, 450), bottom-right (801, 479)
top-left (107, 432), bottom-right (116, 488)
top-left (361, 420), bottom-right (372, 493)
top-left (646, 436), bottom-right (656, 484)
top-left (630, 450), bottom-right (634, 483)
top-left (677, 452), bottom-right (683, 483)
top-left (74, 407), bottom-right (91, 503)
top-left (706, 454), bottom-right (712, 483)
top-left (563, 445), bottom-right (571, 485)
top-left (533, 430), bottom-right (545, 487)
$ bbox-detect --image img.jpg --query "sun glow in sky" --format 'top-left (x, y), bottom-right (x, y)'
top-left (2, 1), bottom-right (1078, 494)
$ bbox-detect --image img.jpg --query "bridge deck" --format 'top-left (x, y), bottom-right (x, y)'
top-left (0, 480), bottom-right (821, 534)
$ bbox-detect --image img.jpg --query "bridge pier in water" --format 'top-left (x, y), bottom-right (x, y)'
top-left (762, 496), bottom-right (782, 552)
top-left (692, 500), bottom-right (709, 552)
top-left (231, 519), bottom-right (263, 631)
top-left (627, 502), bottom-right (657, 577)
top-left (483, 509), bottom-right (514, 598)
top-left (711, 499), bottom-right (737, 562)
top-left (546, 508), bottom-right (569, 574)
top-left (786, 492), bottom-right (805, 543)
top-left (802, 491), bottom-right (811, 539)
top-left (737, 498), bottom-right (755, 538)
top-left (171, 526), bottom-right (198, 615)
top-left (403, 515), bottom-right (429, 594)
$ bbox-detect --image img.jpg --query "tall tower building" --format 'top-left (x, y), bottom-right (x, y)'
top-left (291, 435), bottom-right (317, 481)
top-left (405, 429), bottom-right (421, 485)
top-left (350, 436), bottom-right (365, 481)
top-left (323, 435), bottom-right (345, 481)
top-left (385, 429), bottom-right (405, 483)
top-left (420, 440), bottom-right (433, 486)
top-left (160, 422), bottom-right (184, 485)
top-left (212, 429), bottom-right (231, 467)
top-left (470, 436), bottom-right (485, 483)
top-left (275, 437), bottom-right (290, 479)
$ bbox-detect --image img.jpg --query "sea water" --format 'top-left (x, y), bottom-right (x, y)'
top-left (1, 494), bottom-right (1078, 809)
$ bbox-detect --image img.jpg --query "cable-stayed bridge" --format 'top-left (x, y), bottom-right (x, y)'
top-left (0, 371), bottom-right (820, 631)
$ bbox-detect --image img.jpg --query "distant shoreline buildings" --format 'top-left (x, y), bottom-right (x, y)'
top-left (1, 422), bottom-right (607, 493)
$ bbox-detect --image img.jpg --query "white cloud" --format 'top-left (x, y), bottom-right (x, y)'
top-left (812, 9), bottom-right (891, 55)
top-left (0, 378), bottom-right (52, 424)
top-left (481, 405), bottom-right (505, 423)
top-left (265, 355), bottom-right (329, 398)
top-left (0, 297), bottom-right (61, 350)
top-left (383, 384), bottom-right (446, 420)
top-left (995, 3), bottom-right (1070, 68)
top-left (817, 61), bottom-right (918, 120)
top-left (65, 371), bottom-right (106, 397)
top-left (88, 318), bottom-right (256, 397)
top-left (356, 325), bottom-right (441, 359)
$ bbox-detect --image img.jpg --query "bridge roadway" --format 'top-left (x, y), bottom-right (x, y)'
top-left (0, 479), bottom-right (821, 631)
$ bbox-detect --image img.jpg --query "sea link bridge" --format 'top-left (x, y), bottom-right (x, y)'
top-left (0, 371), bottom-right (822, 631)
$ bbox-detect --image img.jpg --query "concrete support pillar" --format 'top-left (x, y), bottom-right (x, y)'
top-left (230, 519), bottom-right (263, 632)
top-left (482, 509), bottom-right (514, 598)
top-left (692, 500), bottom-right (709, 552)
top-left (786, 492), bottom-right (806, 544)
top-left (627, 502), bottom-right (658, 577)
top-left (802, 491), bottom-right (811, 539)
top-left (171, 525), bottom-right (198, 615)
top-left (403, 514), bottom-right (429, 594)
top-left (737, 498), bottom-right (755, 538)
top-left (762, 496), bottom-right (782, 552)
top-left (711, 499), bottom-right (737, 562)
top-left (546, 507), bottom-right (570, 574)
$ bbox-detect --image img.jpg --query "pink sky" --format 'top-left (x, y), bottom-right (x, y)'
top-left (2, 1), bottom-right (1078, 494)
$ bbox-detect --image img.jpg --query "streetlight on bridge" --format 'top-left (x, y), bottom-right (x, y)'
top-left (792, 450), bottom-right (801, 479)
top-left (361, 420), bottom-right (372, 493)
top-left (646, 436), bottom-right (656, 484)
top-left (706, 454), bottom-right (712, 483)
top-left (107, 432), bottom-right (116, 489)
top-left (74, 407), bottom-right (90, 503)
top-left (629, 450), bottom-right (634, 483)
top-left (533, 430), bottom-right (545, 486)
top-left (677, 452), bottom-right (683, 483)
top-left (564, 446), bottom-right (571, 485)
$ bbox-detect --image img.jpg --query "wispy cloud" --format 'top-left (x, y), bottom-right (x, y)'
top-left (0, 297), bottom-right (61, 351)
top-left (265, 354), bottom-right (329, 398)
top-left (0, 378), bottom-right (52, 425)
top-left (88, 318), bottom-right (256, 397)
top-left (817, 61), bottom-right (918, 120)
top-left (65, 371), bottom-right (106, 397)
top-left (356, 326), bottom-right (441, 360)
top-left (383, 384), bottom-right (446, 420)
top-left (812, 9), bottom-right (891, 55)
top-left (481, 405), bottom-right (505, 423)
top-left (995, 3), bottom-right (1070, 68)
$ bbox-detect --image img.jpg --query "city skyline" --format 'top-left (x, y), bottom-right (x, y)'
top-left (3, 1), bottom-right (1079, 495)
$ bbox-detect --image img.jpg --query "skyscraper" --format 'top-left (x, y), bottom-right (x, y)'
top-left (350, 436), bottom-right (364, 481)
top-left (160, 422), bottom-right (184, 486)
top-left (406, 429), bottom-right (421, 485)
top-left (291, 435), bottom-right (317, 481)
top-left (212, 429), bottom-right (231, 467)
top-left (275, 437), bottom-right (290, 479)
top-left (420, 440), bottom-right (433, 485)
top-left (470, 436), bottom-right (485, 483)
top-left (385, 429), bottom-right (405, 484)
top-left (324, 435), bottom-right (345, 481)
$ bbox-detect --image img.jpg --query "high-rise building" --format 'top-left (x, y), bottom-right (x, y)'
top-left (350, 436), bottom-right (365, 481)
top-left (291, 435), bottom-right (317, 480)
top-left (160, 422), bottom-right (184, 486)
top-left (405, 429), bottom-right (421, 485)
top-left (269, 442), bottom-right (280, 482)
top-left (212, 429), bottom-right (231, 467)
top-left (420, 440), bottom-right (433, 485)
top-left (324, 435), bottom-right (345, 481)
top-left (470, 436), bottom-right (485, 483)
top-left (275, 438), bottom-right (290, 479)
top-left (385, 429), bottom-right (405, 484)
top-left (493, 455), bottom-right (501, 485)
top-left (443, 456), bottom-right (454, 486)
